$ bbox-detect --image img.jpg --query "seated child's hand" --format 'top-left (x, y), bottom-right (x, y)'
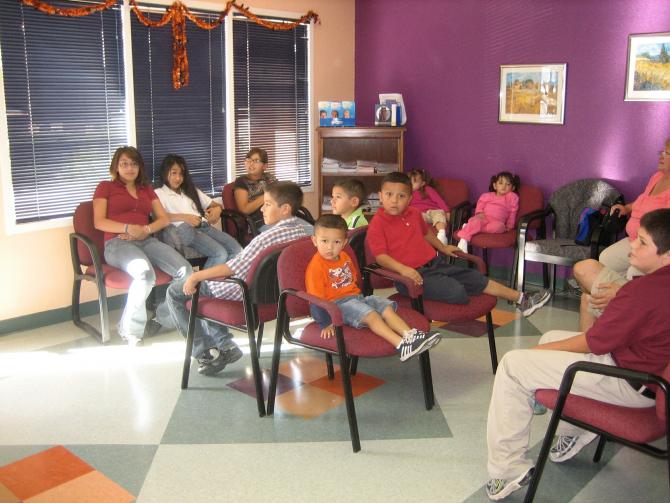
top-left (401, 265), bottom-right (423, 286)
top-left (321, 325), bottom-right (336, 339)
top-left (442, 244), bottom-right (460, 257)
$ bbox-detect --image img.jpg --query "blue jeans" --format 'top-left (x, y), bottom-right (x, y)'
top-left (104, 236), bottom-right (191, 338)
top-left (175, 223), bottom-right (242, 269)
top-left (310, 294), bottom-right (396, 328)
top-left (159, 276), bottom-right (237, 358)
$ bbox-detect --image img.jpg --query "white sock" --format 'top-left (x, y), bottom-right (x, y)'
top-left (437, 229), bottom-right (448, 244)
top-left (457, 238), bottom-right (468, 252)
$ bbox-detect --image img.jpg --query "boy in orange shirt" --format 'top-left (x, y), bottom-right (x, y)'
top-left (305, 214), bottom-right (440, 361)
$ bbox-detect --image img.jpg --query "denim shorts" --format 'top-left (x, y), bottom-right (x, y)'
top-left (310, 294), bottom-right (396, 329)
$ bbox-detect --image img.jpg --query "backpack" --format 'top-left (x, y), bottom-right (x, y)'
top-left (574, 207), bottom-right (607, 246)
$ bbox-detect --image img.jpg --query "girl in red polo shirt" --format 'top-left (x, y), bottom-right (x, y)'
top-left (92, 146), bottom-right (191, 345)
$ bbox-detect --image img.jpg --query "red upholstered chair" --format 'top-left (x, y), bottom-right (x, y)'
top-left (266, 239), bottom-right (436, 452)
top-left (357, 229), bottom-right (499, 373)
top-left (70, 201), bottom-right (172, 344)
top-left (433, 177), bottom-right (471, 240)
top-left (463, 184), bottom-right (544, 288)
top-left (524, 361), bottom-right (670, 502)
top-left (181, 239), bottom-right (301, 417)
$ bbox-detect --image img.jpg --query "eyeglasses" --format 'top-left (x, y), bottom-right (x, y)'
top-left (119, 160), bottom-right (139, 168)
top-left (659, 151), bottom-right (670, 157)
top-left (245, 158), bottom-right (264, 165)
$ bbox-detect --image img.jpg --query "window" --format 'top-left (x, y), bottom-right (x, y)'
top-left (233, 16), bottom-right (310, 186)
top-left (0, 0), bottom-right (126, 224)
top-left (132, 6), bottom-right (227, 194)
top-left (0, 2), bottom-right (311, 226)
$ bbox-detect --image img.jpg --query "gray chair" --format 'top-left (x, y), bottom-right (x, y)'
top-left (515, 179), bottom-right (625, 291)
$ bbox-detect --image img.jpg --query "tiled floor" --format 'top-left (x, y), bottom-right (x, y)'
top-left (0, 289), bottom-right (667, 502)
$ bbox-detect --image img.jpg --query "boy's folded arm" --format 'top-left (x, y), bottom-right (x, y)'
top-left (289, 290), bottom-right (344, 326)
top-left (364, 265), bottom-right (423, 297)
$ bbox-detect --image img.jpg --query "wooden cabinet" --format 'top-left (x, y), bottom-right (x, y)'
top-left (316, 127), bottom-right (405, 216)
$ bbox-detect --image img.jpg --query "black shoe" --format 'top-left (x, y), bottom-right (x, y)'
top-left (144, 319), bottom-right (162, 338)
top-left (197, 346), bottom-right (244, 376)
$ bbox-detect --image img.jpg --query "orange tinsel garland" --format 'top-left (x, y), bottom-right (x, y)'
top-left (22, 0), bottom-right (320, 90)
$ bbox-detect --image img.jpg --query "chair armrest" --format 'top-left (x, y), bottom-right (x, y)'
top-left (450, 250), bottom-right (487, 274)
top-left (281, 288), bottom-right (344, 326)
top-left (557, 361), bottom-right (669, 400)
top-left (363, 264), bottom-right (423, 297)
top-left (69, 232), bottom-right (104, 274)
top-left (516, 207), bottom-right (552, 248)
top-left (449, 201), bottom-right (472, 237)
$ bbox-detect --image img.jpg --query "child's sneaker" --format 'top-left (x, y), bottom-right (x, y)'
top-left (457, 238), bottom-right (469, 253)
top-left (517, 289), bottom-right (552, 317)
top-left (397, 331), bottom-right (439, 361)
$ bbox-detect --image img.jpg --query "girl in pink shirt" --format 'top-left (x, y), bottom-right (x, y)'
top-left (457, 171), bottom-right (520, 252)
top-left (409, 169), bottom-right (451, 244)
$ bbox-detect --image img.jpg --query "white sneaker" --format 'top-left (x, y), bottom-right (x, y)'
top-left (457, 238), bottom-right (469, 253)
top-left (549, 432), bottom-right (598, 463)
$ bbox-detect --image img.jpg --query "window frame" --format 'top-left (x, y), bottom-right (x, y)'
top-left (0, 0), bottom-right (313, 235)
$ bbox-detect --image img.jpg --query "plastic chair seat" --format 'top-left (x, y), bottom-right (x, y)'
top-left (469, 229), bottom-right (515, 248)
top-left (299, 306), bottom-right (429, 357)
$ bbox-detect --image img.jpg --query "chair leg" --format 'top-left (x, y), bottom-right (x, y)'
top-left (486, 312), bottom-right (498, 374)
top-left (523, 404), bottom-right (564, 502)
top-left (181, 293), bottom-right (199, 390)
top-left (516, 257), bottom-right (526, 292)
top-left (256, 323), bottom-right (264, 359)
top-left (510, 248), bottom-right (519, 289)
top-left (483, 248), bottom-right (489, 271)
top-left (418, 351), bottom-right (435, 410)
top-left (350, 355), bottom-right (359, 376)
top-left (592, 435), bottom-right (606, 462)
top-left (266, 314), bottom-right (285, 416)
top-left (326, 354), bottom-right (335, 379)
top-left (247, 323), bottom-right (266, 417)
top-left (97, 277), bottom-right (111, 344)
top-left (542, 263), bottom-right (550, 289)
top-left (71, 277), bottom-right (105, 343)
top-left (336, 331), bottom-right (360, 453)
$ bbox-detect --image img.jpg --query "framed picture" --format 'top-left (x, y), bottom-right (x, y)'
top-left (499, 64), bottom-right (567, 125)
top-left (625, 32), bottom-right (670, 101)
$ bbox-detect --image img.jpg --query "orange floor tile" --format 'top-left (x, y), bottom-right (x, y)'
top-left (25, 471), bottom-right (134, 503)
top-left (275, 385), bottom-right (344, 419)
top-left (309, 370), bottom-right (385, 398)
top-left (0, 446), bottom-right (93, 500)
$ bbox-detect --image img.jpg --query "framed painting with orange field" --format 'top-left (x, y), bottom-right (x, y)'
top-left (498, 64), bottom-right (566, 125)
top-left (625, 32), bottom-right (670, 101)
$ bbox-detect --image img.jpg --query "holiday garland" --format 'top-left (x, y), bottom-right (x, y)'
top-left (22, 0), bottom-right (320, 89)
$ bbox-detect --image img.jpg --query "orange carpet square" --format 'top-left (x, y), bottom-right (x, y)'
top-left (0, 446), bottom-right (93, 500)
top-left (479, 308), bottom-right (519, 326)
top-left (278, 354), bottom-right (339, 383)
top-left (25, 471), bottom-right (134, 503)
top-left (274, 385), bottom-right (344, 419)
top-left (309, 370), bottom-right (385, 398)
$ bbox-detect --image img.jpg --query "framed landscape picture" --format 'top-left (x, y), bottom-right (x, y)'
top-left (499, 64), bottom-right (567, 125)
top-left (625, 32), bottom-right (670, 101)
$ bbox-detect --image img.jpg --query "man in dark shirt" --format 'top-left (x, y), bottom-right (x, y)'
top-left (484, 208), bottom-right (670, 501)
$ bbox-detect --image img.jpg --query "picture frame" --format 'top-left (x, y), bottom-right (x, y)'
top-left (625, 32), bottom-right (670, 101)
top-left (498, 64), bottom-right (567, 125)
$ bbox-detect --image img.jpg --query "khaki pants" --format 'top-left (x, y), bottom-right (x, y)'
top-left (420, 209), bottom-right (447, 225)
top-left (486, 330), bottom-right (654, 480)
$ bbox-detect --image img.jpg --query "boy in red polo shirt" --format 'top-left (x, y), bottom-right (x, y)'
top-left (366, 172), bottom-right (550, 315)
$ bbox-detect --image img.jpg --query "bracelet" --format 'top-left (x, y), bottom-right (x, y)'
top-left (124, 224), bottom-right (129, 233)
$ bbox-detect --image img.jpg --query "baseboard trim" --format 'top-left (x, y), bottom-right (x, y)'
top-left (0, 295), bottom-right (126, 335)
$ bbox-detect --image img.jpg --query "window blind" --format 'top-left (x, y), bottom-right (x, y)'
top-left (233, 16), bottom-right (310, 186)
top-left (0, 0), bottom-right (127, 224)
top-left (132, 5), bottom-right (227, 195)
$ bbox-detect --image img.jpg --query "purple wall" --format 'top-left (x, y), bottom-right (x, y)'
top-left (355, 0), bottom-right (670, 204)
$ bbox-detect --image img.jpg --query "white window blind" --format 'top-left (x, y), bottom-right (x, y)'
top-left (233, 16), bottom-right (310, 186)
top-left (0, 0), bottom-right (127, 223)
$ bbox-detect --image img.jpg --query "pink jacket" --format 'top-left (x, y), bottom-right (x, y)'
top-left (410, 186), bottom-right (450, 212)
top-left (474, 191), bottom-right (519, 230)
top-left (626, 171), bottom-right (670, 240)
